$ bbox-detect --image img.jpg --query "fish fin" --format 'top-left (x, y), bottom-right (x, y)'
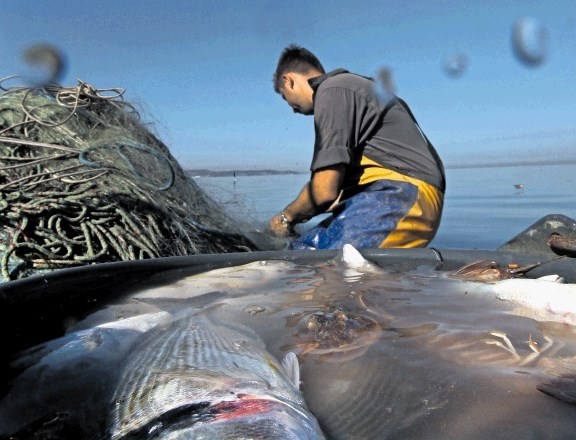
top-left (537, 375), bottom-right (576, 405)
top-left (281, 352), bottom-right (301, 389)
top-left (340, 244), bottom-right (371, 270)
top-left (449, 260), bottom-right (506, 281)
top-left (537, 274), bottom-right (565, 283)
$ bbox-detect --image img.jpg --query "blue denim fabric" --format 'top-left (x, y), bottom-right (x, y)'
top-left (291, 179), bottom-right (418, 250)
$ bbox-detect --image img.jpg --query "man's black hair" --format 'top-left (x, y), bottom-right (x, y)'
top-left (273, 44), bottom-right (325, 93)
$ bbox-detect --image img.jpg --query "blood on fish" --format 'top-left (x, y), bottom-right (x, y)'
top-left (211, 398), bottom-right (277, 420)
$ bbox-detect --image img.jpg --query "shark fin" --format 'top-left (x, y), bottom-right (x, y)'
top-left (340, 244), bottom-right (371, 270)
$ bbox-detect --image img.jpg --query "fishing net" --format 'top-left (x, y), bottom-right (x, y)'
top-left (0, 77), bottom-right (258, 281)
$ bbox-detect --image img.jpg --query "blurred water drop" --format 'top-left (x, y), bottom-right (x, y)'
top-left (512, 17), bottom-right (548, 67)
top-left (372, 67), bottom-right (396, 104)
top-left (21, 43), bottom-right (67, 86)
top-left (441, 54), bottom-right (468, 78)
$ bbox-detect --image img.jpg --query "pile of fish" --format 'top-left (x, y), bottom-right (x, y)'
top-left (1, 244), bottom-right (576, 439)
top-left (110, 315), bottom-right (324, 439)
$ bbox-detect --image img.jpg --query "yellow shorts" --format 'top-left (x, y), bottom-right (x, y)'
top-left (292, 173), bottom-right (443, 250)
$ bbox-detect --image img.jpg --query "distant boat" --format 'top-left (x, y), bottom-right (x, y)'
top-left (514, 183), bottom-right (524, 189)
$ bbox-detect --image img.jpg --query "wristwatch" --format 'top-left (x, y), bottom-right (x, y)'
top-left (280, 211), bottom-right (293, 230)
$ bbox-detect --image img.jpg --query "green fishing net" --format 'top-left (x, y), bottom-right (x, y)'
top-left (0, 78), bottom-right (257, 281)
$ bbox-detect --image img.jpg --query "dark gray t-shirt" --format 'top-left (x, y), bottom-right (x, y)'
top-left (309, 69), bottom-right (445, 192)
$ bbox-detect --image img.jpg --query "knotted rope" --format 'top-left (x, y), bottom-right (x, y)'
top-left (0, 77), bottom-right (256, 281)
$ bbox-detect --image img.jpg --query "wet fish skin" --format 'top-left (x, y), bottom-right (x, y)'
top-left (332, 246), bottom-right (576, 328)
top-left (109, 314), bottom-right (325, 439)
top-left (0, 311), bottom-right (173, 437)
top-left (489, 276), bottom-right (576, 324)
top-left (447, 273), bottom-right (576, 326)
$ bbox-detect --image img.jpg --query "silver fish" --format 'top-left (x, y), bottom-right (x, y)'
top-left (5, 245), bottom-right (576, 440)
top-left (0, 310), bottom-right (173, 437)
top-left (109, 314), bottom-right (325, 439)
top-left (462, 274), bottom-right (576, 326)
top-left (449, 258), bottom-right (576, 326)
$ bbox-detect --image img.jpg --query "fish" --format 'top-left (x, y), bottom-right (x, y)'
top-left (449, 258), bottom-right (545, 282)
top-left (0, 310), bottom-right (173, 438)
top-left (339, 243), bottom-right (373, 270)
top-left (80, 249), bottom-right (576, 439)
top-left (109, 314), bottom-right (325, 439)
top-left (4, 245), bottom-right (576, 439)
top-left (449, 259), bottom-right (576, 326)
top-left (482, 275), bottom-right (576, 324)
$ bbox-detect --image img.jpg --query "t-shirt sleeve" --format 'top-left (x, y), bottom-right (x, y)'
top-left (310, 87), bottom-right (356, 171)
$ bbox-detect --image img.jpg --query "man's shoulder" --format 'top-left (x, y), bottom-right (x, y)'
top-left (316, 73), bottom-right (374, 105)
top-left (310, 69), bottom-right (372, 96)
top-left (320, 71), bottom-right (371, 89)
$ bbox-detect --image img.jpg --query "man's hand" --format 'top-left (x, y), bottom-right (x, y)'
top-left (269, 212), bottom-right (294, 238)
top-left (268, 165), bottom-right (345, 238)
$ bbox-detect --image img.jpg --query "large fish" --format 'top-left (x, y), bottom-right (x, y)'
top-left (0, 310), bottom-right (173, 438)
top-left (127, 246), bottom-right (576, 439)
top-left (448, 259), bottom-right (576, 325)
top-left (296, 248), bottom-right (576, 439)
top-left (3, 245), bottom-right (576, 439)
top-left (109, 314), bottom-right (325, 439)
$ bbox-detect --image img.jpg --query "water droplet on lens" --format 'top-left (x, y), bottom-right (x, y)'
top-left (21, 43), bottom-right (67, 86)
top-left (511, 17), bottom-right (548, 67)
top-left (372, 67), bottom-right (396, 104)
top-left (441, 54), bottom-right (468, 78)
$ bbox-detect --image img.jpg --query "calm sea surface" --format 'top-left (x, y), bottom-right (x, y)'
top-left (195, 163), bottom-right (576, 250)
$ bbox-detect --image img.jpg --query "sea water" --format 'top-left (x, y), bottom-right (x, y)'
top-left (194, 163), bottom-right (576, 250)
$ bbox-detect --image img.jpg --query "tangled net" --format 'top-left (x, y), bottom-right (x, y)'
top-left (0, 77), bottom-right (257, 281)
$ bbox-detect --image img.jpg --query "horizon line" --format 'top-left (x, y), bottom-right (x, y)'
top-left (186, 159), bottom-right (576, 174)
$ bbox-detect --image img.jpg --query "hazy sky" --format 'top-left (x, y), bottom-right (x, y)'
top-left (1, 0), bottom-right (575, 170)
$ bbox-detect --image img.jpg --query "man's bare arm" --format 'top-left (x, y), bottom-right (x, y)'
top-left (269, 165), bottom-right (345, 236)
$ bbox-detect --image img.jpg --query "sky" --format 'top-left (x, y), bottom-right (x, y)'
top-left (1, 0), bottom-right (575, 171)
